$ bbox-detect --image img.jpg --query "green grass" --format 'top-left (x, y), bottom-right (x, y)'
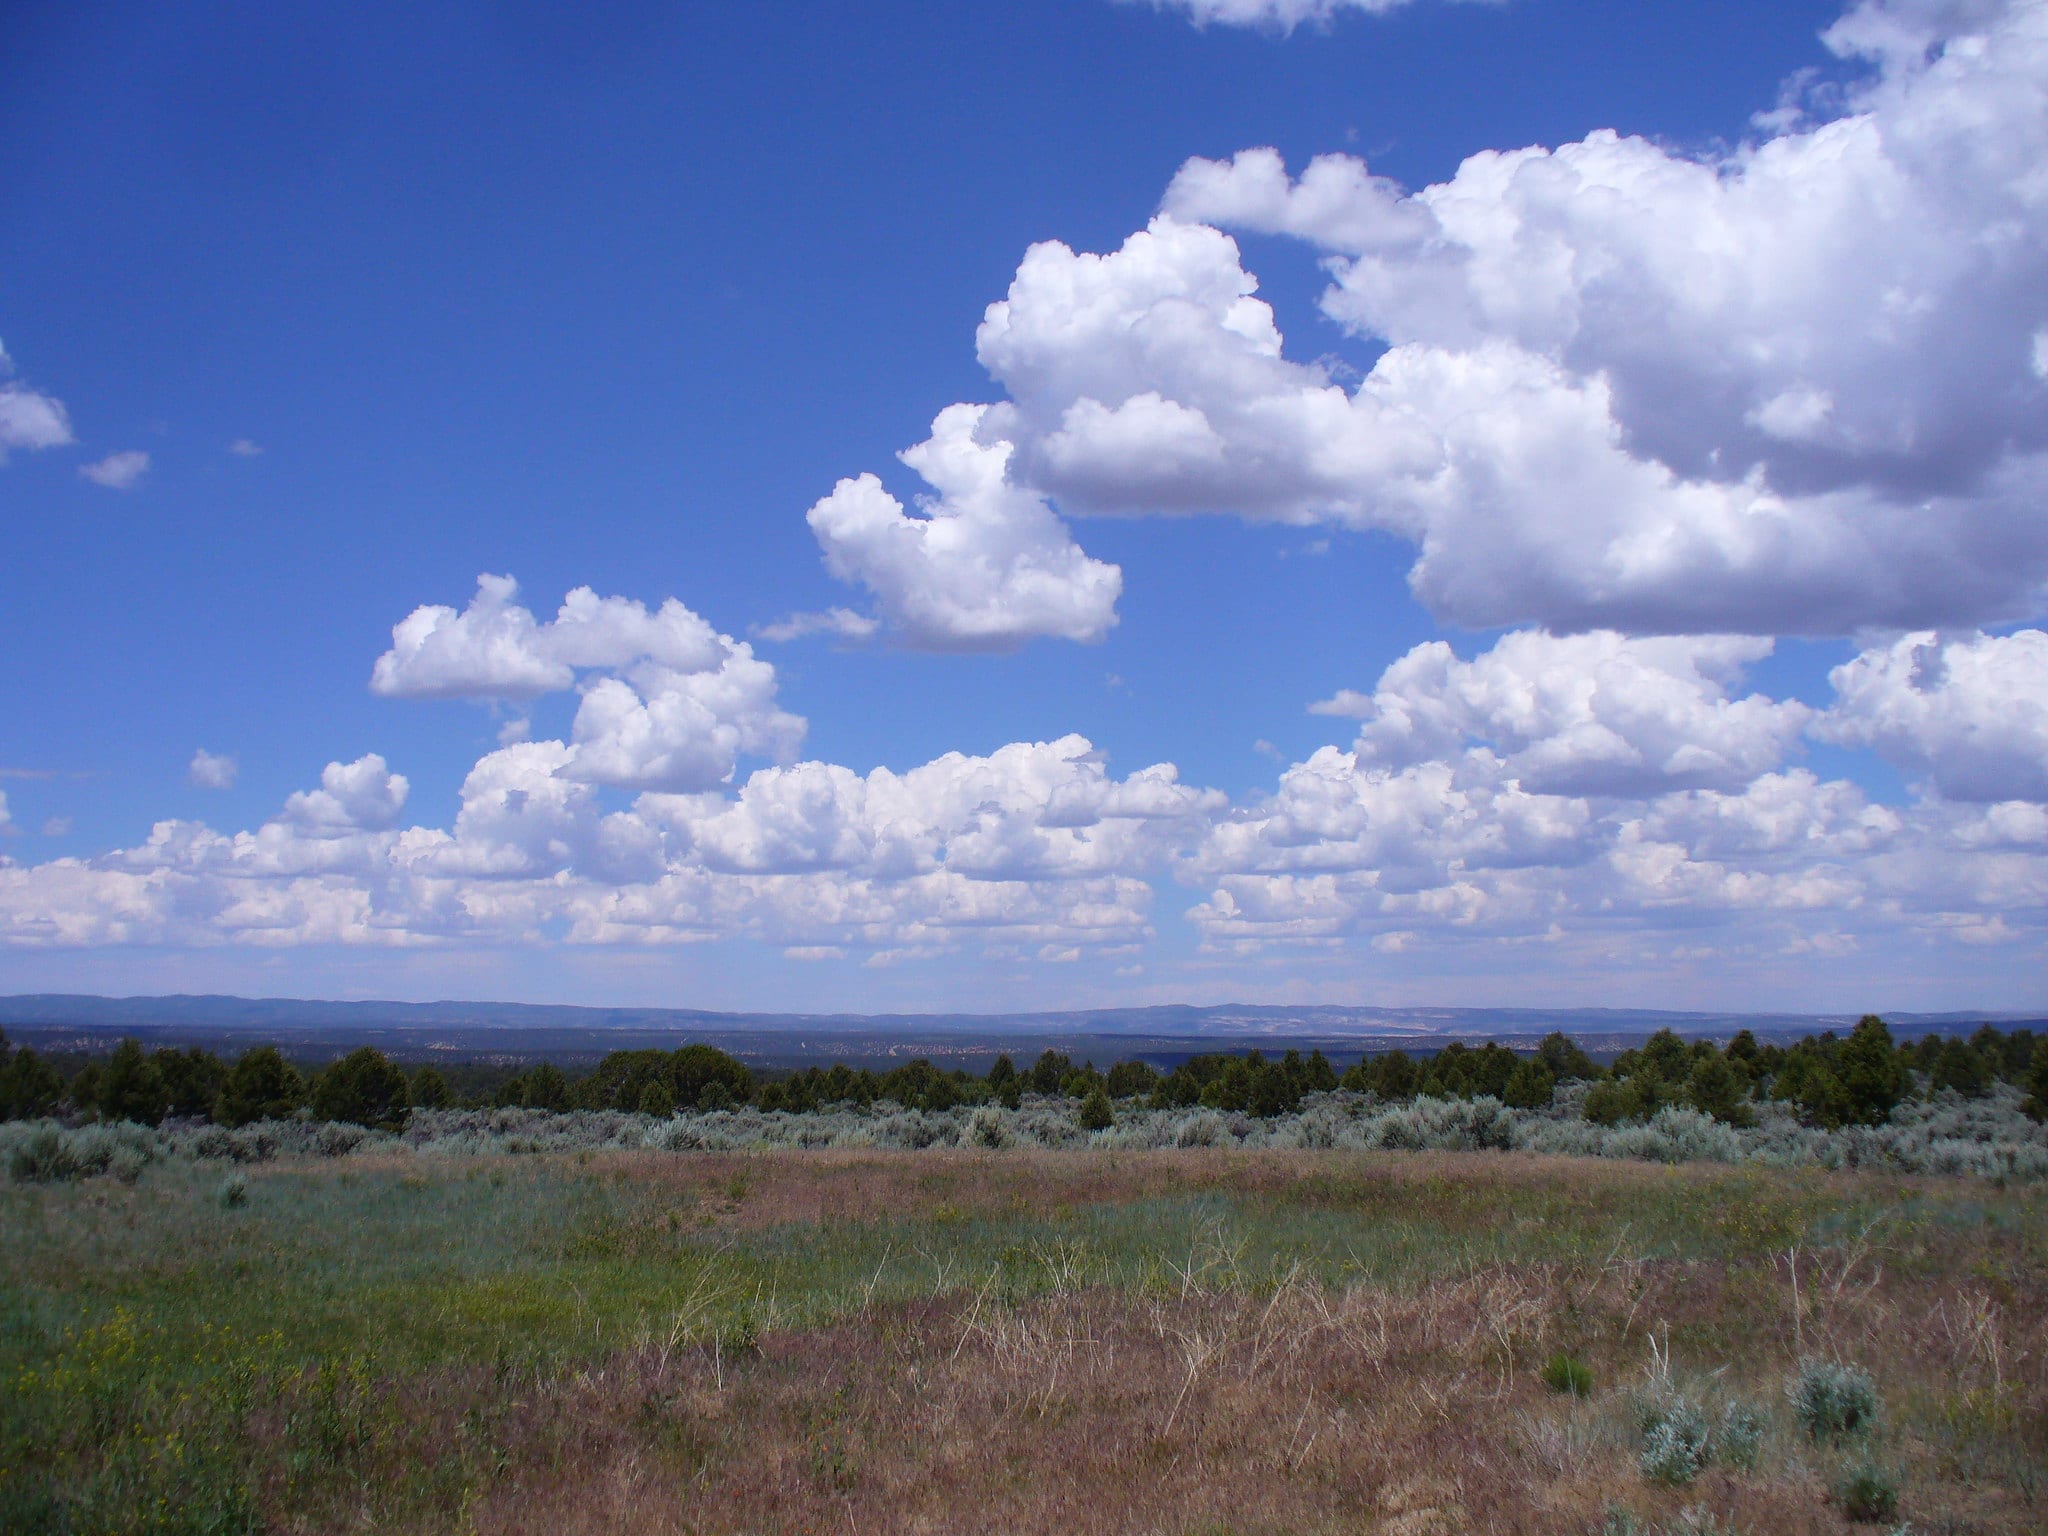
top-left (2, 1148), bottom-right (2043, 1533)
top-left (3, 1153), bottom-right (2031, 1385)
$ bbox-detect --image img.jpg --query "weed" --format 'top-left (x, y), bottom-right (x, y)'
top-left (808, 1438), bottom-right (857, 1491)
top-left (217, 1172), bottom-right (248, 1209)
top-left (1542, 1351), bottom-right (1594, 1397)
top-left (1602, 1504), bottom-right (1748, 1536)
top-left (1789, 1357), bottom-right (1880, 1441)
top-left (7, 1123), bottom-right (72, 1182)
top-left (1716, 1400), bottom-right (1766, 1471)
top-left (719, 1305), bottom-right (761, 1356)
top-left (4, 1121), bottom-right (160, 1183)
top-left (1639, 1397), bottom-right (1710, 1486)
top-left (1666, 1513), bottom-right (1746, 1536)
top-left (1835, 1459), bottom-right (1901, 1523)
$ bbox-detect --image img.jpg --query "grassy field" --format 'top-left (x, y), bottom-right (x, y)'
top-left (3, 1147), bottom-right (2043, 1534)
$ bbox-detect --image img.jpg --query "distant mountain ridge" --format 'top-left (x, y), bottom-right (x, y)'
top-left (0, 992), bottom-right (2032, 1039)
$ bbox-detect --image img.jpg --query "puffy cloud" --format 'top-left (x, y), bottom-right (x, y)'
top-left (1170, 616), bottom-right (2048, 962)
top-left (1354, 343), bottom-right (2048, 635)
top-left (820, 0), bottom-right (2048, 642)
top-left (1632, 769), bottom-right (1902, 866)
top-left (543, 585), bottom-right (729, 673)
top-left (1169, 7), bottom-right (2048, 505)
top-left (426, 741), bottom-right (611, 879)
top-left (3, 672), bottom-right (2045, 988)
top-left (0, 342), bottom-right (73, 463)
top-left (1313, 630), bottom-right (1811, 795)
top-left (977, 217), bottom-right (1439, 525)
top-left (1162, 145), bottom-right (1431, 250)
top-left (562, 657), bottom-right (804, 793)
top-left (1179, 746), bottom-right (1975, 959)
top-left (845, 1), bottom-right (2048, 639)
top-left (970, 203), bottom-right (2048, 633)
top-left (806, 405), bottom-right (1123, 648)
top-left (371, 575), bottom-right (803, 792)
top-left (1816, 629), bottom-right (2048, 801)
top-left (545, 728), bottom-right (1213, 946)
top-left (370, 576), bottom-right (732, 698)
top-left (0, 735), bottom-right (1219, 956)
top-left (1190, 750), bottom-right (1597, 892)
top-left (280, 755), bottom-right (410, 835)
top-left (228, 438), bottom-right (262, 457)
top-left (1116, 0), bottom-right (1426, 28)
top-left (679, 735), bottom-right (1224, 879)
top-left (79, 451), bottom-right (149, 490)
top-left (187, 750), bottom-right (238, 790)
top-left (370, 575), bottom-right (572, 699)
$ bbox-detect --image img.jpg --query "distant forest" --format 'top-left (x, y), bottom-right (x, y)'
top-left (3, 1018), bottom-right (2044, 1134)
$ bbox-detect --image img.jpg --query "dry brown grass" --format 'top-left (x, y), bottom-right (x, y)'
top-left (576, 1144), bottom-right (1881, 1234)
top-left (257, 1258), bottom-right (2043, 1535)
top-left (202, 1151), bottom-right (2045, 1535)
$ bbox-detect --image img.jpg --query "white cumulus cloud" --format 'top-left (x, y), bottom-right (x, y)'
top-left (280, 755), bottom-right (410, 835)
top-left (562, 659), bottom-right (804, 793)
top-left (3, 652), bottom-right (2045, 990)
top-left (806, 404), bottom-right (1123, 649)
top-left (858, 1), bottom-right (2048, 640)
top-left (1816, 628), bottom-right (2048, 801)
top-left (0, 735), bottom-right (1222, 957)
top-left (371, 576), bottom-right (803, 792)
top-left (978, 216), bottom-right (1440, 526)
top-left (1312, 630), bottom-right (1812, 795)
top-left (79, 450), bottom-right (150, 490)
top-left (187, 750), bottom-right (238, 790)
top-left (1152, 1), bottom-right (2048, 631)
top-left (369, 574), bottom-right (578, 699)
top-left (0, 342), bottom-right (74, 464)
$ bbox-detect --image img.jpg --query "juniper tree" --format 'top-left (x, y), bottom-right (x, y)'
top-left (1503, 1058), bottom-right (1556, 1109)
top-left (311, 1047), bottom-right (410, 1128)
top-left (99, 1039), bottom-right (170, 1126)
top-left (409, 1066), bottom-right (452, 1110)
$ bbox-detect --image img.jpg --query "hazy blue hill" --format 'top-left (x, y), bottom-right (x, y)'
top-left (1, 993), bottom-right (2037, 1071)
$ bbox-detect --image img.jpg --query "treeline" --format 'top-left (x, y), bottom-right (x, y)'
top-left (4, 1018), bottom-right (2045, 1132)
top-left (1334, 1019), bottom-right (2047, 1129)
top-left (0, 1032), bottom-right (428, 1130)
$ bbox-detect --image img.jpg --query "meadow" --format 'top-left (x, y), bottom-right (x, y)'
top-left (3, 1137), bottom-right (2044, 1535)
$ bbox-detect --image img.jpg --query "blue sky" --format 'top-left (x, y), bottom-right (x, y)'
top-left (3, 0), bottom-right (2045, 1013)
